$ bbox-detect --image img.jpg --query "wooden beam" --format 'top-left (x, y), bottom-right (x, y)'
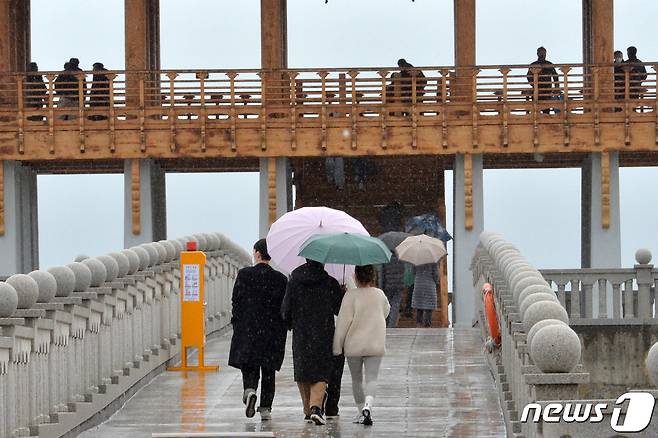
top-left (464, 153), bottom-right (473, 231)
top-left (267, 157), bottom-right (277, 225)
top-left (131, 159), bottom-right (141, 235)
top-left (601, 151), bottom-right (610, 229)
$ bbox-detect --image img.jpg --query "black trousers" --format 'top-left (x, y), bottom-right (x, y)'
top-left (242, 366), bottom-right (276, 409)
top-left (325, 354), bottom-right (345, 415)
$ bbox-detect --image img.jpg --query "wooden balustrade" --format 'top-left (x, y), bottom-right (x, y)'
top-left (0, 63), bottom-right (656, 160)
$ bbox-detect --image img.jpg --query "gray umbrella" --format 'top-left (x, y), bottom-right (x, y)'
top-left (378, 231), bottom-right (412, 251)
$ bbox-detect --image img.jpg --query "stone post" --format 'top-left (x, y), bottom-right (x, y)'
top-left (453, 153), bottom-right (484, 326)
top-left (123, 159), bottom-right (167, 248)
top-left (0, 161), bottom-right (39, 276)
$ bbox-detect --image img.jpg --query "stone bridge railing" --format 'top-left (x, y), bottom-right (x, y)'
top-left (0, 233), bottom-right (250, 438)
top-left (540, 249), bottom-right (656, 320)
top-left (472, 232), bottom-right (658, 438)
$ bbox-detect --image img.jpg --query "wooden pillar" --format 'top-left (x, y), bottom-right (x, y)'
top-left (260, 0), bottom-right (290, 228)
top-left (583, 0), bottom-right (614, 100)
top-left (453, 0), bottom-right (476, 101)
top-left (437, 158), bottom-right (449, 328)
top-left (261, 0), bottom-right (287, 70)
top-left (582, 0), bottom-right (613, 65)
top-left (0, 0), bottom-right (30, 71)
top-left (0, 0), bottom-right (30, 107)
top-left (125, 0), bottom-right (160, 105)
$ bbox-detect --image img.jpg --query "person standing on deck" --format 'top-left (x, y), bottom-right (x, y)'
top-left (333, 265), bottom-right (390, 426)
top-left (281, 259), bottom-right (343, 426)
top-left (412, 263), bottom-right (438, 328)
top-left (228, 239), bottom-right (288, 421)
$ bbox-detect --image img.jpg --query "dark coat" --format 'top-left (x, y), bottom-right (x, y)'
top-left (228, 263), bottom-right (288, 371)
top-left (90, 71), bottom-right (110, 107)
top-left (281, 261), bottom-right (342, 383)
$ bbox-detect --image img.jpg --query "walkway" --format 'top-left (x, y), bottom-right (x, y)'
top-left (80, 329), bottom-right (505, 438)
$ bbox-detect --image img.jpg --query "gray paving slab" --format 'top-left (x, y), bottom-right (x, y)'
top-left (80, 328), bottom-right (505, 438)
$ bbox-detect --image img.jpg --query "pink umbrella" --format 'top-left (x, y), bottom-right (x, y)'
top-left (266, 206), bottom-right (369, 282)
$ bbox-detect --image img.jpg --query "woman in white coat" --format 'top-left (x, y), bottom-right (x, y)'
top-left (333, 264), bottom-right (390, 426)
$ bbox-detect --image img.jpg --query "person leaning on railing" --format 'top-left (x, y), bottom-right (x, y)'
top-left (54, 62), bottom-right (79, 119)
top-left (89, 62), bottom-right (109, 121)
top-left (526, 47), bottom-right (561, 115)
top-left (24, 62), bottom-right (46, 121)
top-left (623, 46), bottom-right (647, 100)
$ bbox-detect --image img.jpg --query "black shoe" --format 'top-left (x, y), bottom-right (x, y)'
top-left (244, 389), bottom-right (257, 418)
top-left (304, 414), bottom-right (312, 423)
top-left (310, 405), bottom-right (326, 425)
top-left (362, 407), bottom-right (373, 426)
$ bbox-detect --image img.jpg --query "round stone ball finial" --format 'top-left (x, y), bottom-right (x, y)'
top-left (646, 342), bottom-right (658, 387)
top-left (6, 274), bottom-right (40, 309)
top-left (523, 300), bottom-right (569, 333)
top-left (97, 255), bottom-right (120, 282)
top-left (519, 292), bottom-right (559, 320)
top-left (0, 282), bottom-right (18, 317)
top-left (82, 258), bottom-right (108, 287)
top-left (120, 249), bottom-right (141, 274)
top-left (139, 244), bottom-right (159, 267)
top-left (109, 252), bottom-right (131, 278)
top-left (530, 324), bottom-right (581, 373)
top-left (158, 241), bottom-right (177, 262)
top-left (48, 266), bottom-right (76, 297)
top-left (131, 246), bottom-right (150, 271)
top-left (151, 242), bottom-right (168, 264)
top-left (527, 318), bottom-right (568, 348)
top-left (635, 248), bottom-right (652, 265)
top-left (28, 270), bottom-right (58, 303)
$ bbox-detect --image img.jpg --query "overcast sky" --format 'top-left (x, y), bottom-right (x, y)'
top-left (33, 0), bottom-right (658, 278)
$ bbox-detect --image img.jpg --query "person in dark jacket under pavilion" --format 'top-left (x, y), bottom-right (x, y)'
top-left (281, 259), bottom-right (343, 426)
top-left (228, 238), bottom-right (288, 421)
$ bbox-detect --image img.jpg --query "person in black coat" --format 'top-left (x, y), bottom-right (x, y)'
top-left (281, 259), bottom-right (343, 425)
top-left (228, 238), bottom-right (288, 421)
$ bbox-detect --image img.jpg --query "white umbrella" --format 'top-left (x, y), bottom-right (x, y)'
top-left (395, 234), bottom-right (447, 266)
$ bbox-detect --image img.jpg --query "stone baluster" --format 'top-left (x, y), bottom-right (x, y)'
top-left (569, 279), bottom-right (580, 319)
top-left (623, 279), bottom-right (634, 318)
top-left (611, 281), bottom-right (622, 318)
top-left (580, 280), bottom-right (593, 318)
top-left (597, 278), bottom-right (608, 318)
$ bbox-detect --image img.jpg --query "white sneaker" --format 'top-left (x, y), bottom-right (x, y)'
top-left (352, 414), bottom-right (365, 424)
top-left (258, 407), bottom-right (272, 421)
top-left (361, 407), bottom-right (373, 426)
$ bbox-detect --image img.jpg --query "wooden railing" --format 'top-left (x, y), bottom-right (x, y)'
top-left (0, 63), bottom-right (657, 160)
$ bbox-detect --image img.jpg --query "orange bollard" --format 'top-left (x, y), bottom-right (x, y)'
top-left (167, 241), bottom-right (219, 372)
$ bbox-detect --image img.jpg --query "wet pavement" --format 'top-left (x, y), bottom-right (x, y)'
top-left (80, 329), bottom-right (505, 438)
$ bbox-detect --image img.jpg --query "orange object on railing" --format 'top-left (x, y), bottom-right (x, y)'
top-left (483, 282), bottom-right (501, 348)
top-left (167, 241), bottom-right (219, 373)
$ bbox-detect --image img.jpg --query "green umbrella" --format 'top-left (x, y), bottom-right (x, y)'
top-left (298, 232), bottom-right (392, 266)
